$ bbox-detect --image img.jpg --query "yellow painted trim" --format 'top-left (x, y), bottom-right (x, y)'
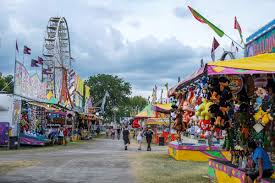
top-left (168, 147), bottom-right (231, 162)
top-left (221, 151), bottom-right (231, 161)
top-left (215, 169), bottom-right (241, 183)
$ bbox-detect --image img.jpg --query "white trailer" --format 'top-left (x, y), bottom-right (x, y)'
top-left (0, 94), bottom-right (21, 136)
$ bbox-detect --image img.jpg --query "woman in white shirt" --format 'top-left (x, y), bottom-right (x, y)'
top-left (137, 128), bottom-right (143, 150)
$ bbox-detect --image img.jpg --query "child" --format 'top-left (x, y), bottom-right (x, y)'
top-left (137, 128), bottom-right (143, 150)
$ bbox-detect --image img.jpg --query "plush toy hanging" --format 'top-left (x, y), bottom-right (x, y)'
top-left (208, 78), bottom-right (220, 103)
top-left (201, 87), bottom-right (208, 99)
top-left (219, 77), bottom-right (233, 102)
top-left (175, 90), bottom-right (186, 108)
top-left (195, 99), bottom-right (213, 121)
top-left (209, 104), bottom-right (224, 127)
top-left (210, 88), bottom-right (221, 104)
top-left (182, 101), bottom-right (195, 127)
top-left (235, 103), bottom-right (250, 145)
top-left (172, 107), bottom-right (185, 143)
top-left (254, 87), bottom-right (273, 126)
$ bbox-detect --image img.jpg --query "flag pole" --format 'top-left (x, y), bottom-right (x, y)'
top-left (13, 40), bottom-right (18, 143)
top-left (22, 53), bottom-right (25, 66)
top-left (13, 40), bottom-right (17, 94)
top-left (224, 33), bottom-right (244, 49)
top-left (41, 60), bottom-right (43, 82)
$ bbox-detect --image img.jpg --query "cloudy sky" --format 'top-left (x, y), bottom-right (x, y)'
top-left (0, 0), bottom-right (274, 98)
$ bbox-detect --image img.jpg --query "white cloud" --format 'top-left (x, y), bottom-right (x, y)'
top-left (0, 0), bottom-right (274, 98)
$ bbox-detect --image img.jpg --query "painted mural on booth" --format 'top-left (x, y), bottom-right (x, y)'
top-left (14, 61), bottom-right (47, 102)
top-left (246, 28), bottom-right (275, 57)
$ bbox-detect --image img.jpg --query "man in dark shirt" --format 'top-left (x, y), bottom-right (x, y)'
top-left (144, 127), bottom-right (154, 151)
top-left (117, 125), bottom-right (121, 140)
top-left (122, 126), bottom-right (130, 150)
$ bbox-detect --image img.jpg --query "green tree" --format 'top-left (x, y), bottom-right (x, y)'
top-left (0, 74), bottom-right (13, 93)
top-left (126, 96), bottom-right (147, 116)
top-left (86, 74), bottom-right (132, 121)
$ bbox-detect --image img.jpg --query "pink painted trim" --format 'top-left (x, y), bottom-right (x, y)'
top-left (20, 137), bottom-right (45, 146)
top-left (169, 142), bottom-right (222, 151)
top-left (208, 65), bottom-right (275, 75)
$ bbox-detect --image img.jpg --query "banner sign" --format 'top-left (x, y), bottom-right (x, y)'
top-left (12, 99), bottom-right (21, 127)
top-left (246, 20), bottom-right (275, 57)
top-left (14, 61), bottom-right (47, 102)
top-left (0, 122), bottom-right (9, 145)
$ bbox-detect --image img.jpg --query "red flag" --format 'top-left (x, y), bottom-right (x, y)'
top-left (211, 37), bottom-right (220, 61)
top-left (16, 40), bottom-right (19, 53)
top-left (234, 17), bottom-right (242, 33)
top-left (37, 56), bottom-right (44, 65)
top-left (24, 46), bottom-right (31, 54)
top-left (234, 17), bottom-right (244, 44)
top-left (31, 59), bottom-right (39, 67)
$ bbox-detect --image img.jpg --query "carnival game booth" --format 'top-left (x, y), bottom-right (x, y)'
top-left (145, 117), bottom-right (176, 144)
top-left (134, 103), bottom-right (176, 144)
top-left (151, 103), bottom-right (177, 144)
top-left (168, 54), bottom-right (275, 167)
top-left (206, 53), bottom-right (275, 182)
top-left (19, 101), bottom-right (56, 146)
top-left (168, 65), bottom-right (229, 161)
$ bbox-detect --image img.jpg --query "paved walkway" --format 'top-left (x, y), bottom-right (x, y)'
top-left (0, 138), bottom-right (158, 183)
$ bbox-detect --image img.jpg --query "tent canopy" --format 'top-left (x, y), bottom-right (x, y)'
top-left (153, 103), bottom-right (172, 113)
top-left (135, 104), bottom-right (156, 118)
top-left (168, 65), bottom-right (206, 96)
top-left (208, 53), bottom-right (275, 74)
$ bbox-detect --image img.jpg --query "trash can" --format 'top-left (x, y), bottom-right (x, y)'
top-left (159, 137), bottom-right (165, 146)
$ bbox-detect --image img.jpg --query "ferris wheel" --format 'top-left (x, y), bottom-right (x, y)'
top-left (42, 17), bottom-right (72, 102)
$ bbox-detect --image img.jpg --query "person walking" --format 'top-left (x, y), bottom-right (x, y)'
top-left (58, 127), bottom-right (65, 145)
top-left (122, 126), bottom-right (130, 150)
top-left (136, 128), bottom-right (143, 150)
top-left (116, 125), bottom-right (121, 140)
top-left (96, 125), bottom-right (100, 136)
top-left (144, 127), bottom-right (154, 151)
top-left (111, 127), bottom-right (115, 140)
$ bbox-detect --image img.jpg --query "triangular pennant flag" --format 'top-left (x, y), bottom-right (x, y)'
top-left (37, 56), bottom-right (44, 65)
top-left (234, 16), bottom-right (244, 44)
top-left (188, 6), bottom-right (224, 37)
top-left (31, 59), bottom-right (39, 67)
top-left (211, 37), bottom-right (220, 61)
top-left (24, 46), bottom-right (31, 55)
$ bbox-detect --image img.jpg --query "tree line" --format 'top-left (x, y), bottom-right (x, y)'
top-left (86, 74), bottom-right (147, 122)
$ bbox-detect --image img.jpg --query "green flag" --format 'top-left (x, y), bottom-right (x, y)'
top-left (188, 6), bottom-right (224, 37)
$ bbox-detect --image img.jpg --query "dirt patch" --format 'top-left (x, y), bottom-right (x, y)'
top-left (129, 152), bottom-right (209, 183)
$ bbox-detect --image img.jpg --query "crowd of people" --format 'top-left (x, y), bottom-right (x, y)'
top-left (105, 124), bottom-right (154, 151)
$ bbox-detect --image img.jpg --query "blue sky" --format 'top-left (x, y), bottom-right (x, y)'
top-left (0, 0), bottom-right (274, 98)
